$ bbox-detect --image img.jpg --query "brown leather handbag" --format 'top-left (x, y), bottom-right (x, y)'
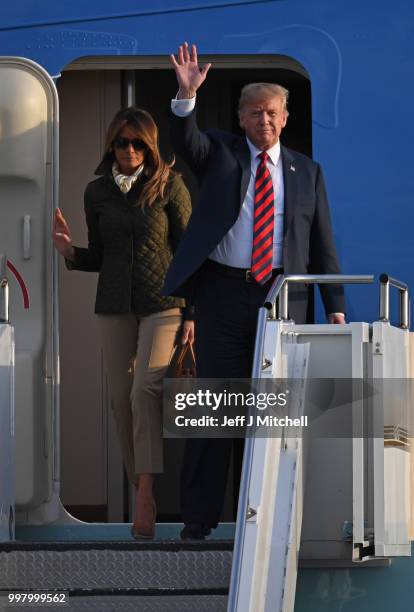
top-left (166, 342), bottom-right (196, 378)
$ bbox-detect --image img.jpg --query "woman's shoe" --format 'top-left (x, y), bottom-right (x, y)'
top-left (131, 499), bottom-right (156, 539)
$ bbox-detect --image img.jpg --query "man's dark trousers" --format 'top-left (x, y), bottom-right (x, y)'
top-left (180, 261), bottom-right (286, 528)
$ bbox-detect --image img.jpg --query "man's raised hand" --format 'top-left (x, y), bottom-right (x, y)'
top-left (170, 42), bottom-right (211, 99)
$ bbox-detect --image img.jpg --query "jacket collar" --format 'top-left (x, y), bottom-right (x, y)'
top-left (95, 153), bottom-right (148, 197)
top-left (94, 153), bottom-right (150, 180)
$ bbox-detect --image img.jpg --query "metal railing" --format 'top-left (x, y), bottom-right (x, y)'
top-left (379, 274), bottom-right (410, 329)
top-left (0, 254), bottom-right (9, 323)
top-left (262, 273), bottom-right (410, 330)
top-left (264, 273), bottom-right (374, 318)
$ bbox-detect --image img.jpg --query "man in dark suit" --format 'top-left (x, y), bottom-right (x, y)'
top-left (164, 42), bottom-right (345, 539)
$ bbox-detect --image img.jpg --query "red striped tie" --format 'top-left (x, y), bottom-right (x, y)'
top-left (251, 151), bottom-right (274, 284)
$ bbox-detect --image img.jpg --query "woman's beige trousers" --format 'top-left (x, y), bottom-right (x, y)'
top-left (97, 308), bottom-right (182, 484)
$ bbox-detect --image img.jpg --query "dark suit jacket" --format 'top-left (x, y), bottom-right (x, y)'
top-left (164, 108), bottom-right (345, 323)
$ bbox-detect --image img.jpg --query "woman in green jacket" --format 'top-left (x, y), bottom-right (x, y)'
top-left (52, 107), bottom-right (193, 538)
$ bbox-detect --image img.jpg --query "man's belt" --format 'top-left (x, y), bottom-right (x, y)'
top-left (205, 259), bottom-right (283, 283)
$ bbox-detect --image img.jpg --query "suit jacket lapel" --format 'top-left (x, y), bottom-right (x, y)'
top-left (233, 137), bottom-right (251, 208)
top-left (281, 146), bottom-right (297, 238)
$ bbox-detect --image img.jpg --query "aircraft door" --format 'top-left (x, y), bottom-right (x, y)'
top-left (0, 57), bottom-right (59, 522)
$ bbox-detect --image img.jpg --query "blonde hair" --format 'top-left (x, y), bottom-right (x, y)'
top-left (238, 83), bottom-right (289, 116)
top-left (103, 107), bottom-right (174, 207)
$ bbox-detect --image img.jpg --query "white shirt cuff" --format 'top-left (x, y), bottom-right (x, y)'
top-left (171, 95), bottom-right (196, 117)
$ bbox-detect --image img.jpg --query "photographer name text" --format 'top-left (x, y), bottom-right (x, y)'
top-left (174, 415), bottom-right (308, 427)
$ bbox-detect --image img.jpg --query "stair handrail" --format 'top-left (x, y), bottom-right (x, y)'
top-left (379, 273), bottom-right (410, 329)
top-left (264, 273), bottom-right (373, 314)
top-left (263, 273), bottom-right (409, 329)
top-left (0, 253), bottom-right (9, 323)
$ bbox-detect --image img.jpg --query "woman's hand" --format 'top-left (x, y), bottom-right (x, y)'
top-left (52, 208), bottom-right (74, 260)
top-left (181, 320), bottom-right (195, 345)
top-left (170, 42), bottom-right (211, 99)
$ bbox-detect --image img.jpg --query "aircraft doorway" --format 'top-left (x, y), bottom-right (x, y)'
top-left (57, 59), bottom-right (311, 524)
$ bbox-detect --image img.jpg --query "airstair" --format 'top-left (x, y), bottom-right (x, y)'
top-left (1, 56), bottom-right (413, 612)
top-left (229, 273), bottom-right (412, 611)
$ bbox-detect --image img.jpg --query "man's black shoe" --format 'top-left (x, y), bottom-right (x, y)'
top-left (180, 523), bottom-right (211, 540)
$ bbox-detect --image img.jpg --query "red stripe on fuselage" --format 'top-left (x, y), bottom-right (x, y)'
top-left (6, 260), bottom-right (30, 309)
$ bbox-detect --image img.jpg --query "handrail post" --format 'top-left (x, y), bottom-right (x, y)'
top-left (0, 254), bottom-right (9, 323)
top-left (379, 275), bottom-right (390, 322)
top-left (279, 280), bottom-right (289, 321)
top-left (400, 287), bottom-right (409, 330)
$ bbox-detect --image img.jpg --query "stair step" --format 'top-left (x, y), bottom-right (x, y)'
top-left (0, 540), bottom-right (233, 591)
top-left (0, 593), bottom-right (228, 612)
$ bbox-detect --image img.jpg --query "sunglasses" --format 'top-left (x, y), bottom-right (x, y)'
top-left (112, 137), bottom-right (146, 151)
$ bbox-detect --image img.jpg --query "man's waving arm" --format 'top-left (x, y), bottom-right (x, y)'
top-left (170, 42), bottom-right (213, 173)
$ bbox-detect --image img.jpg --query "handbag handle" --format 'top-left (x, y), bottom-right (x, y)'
top-left (176, 341), bottom-right (196, 366)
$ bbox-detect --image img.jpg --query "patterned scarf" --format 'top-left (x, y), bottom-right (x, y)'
top-left (112, 162), bottom-right (144, 194)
